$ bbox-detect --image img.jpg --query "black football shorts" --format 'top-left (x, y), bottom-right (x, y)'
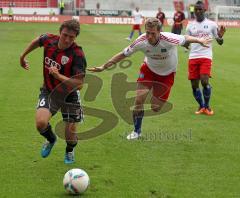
top-left (37, 87), bottom-right (83, 123)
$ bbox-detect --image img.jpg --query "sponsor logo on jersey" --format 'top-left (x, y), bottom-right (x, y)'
top-left (44, 57), bottom-right (61, 70)
top-left (204, 25), bottom-right (208, 29)
top-left (151, 54), bottom-right (168, 60)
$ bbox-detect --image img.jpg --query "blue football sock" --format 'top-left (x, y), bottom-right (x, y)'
top-left (133, 110), bottom-right (144, 134)
top-left (129, 31), bottom-right (134, 39)
top-left (203, 85), bottom-right (211, 108)
top-left (193, 88), bottom-right (204, 108)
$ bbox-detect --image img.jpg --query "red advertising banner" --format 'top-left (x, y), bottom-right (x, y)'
top-left (1, 15), bottom-right (240, 27)
top-left (80, 16), bottom-right (135, 24)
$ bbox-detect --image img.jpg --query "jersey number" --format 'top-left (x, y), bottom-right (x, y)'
top-left (39, 98), bottom-right (46, 107)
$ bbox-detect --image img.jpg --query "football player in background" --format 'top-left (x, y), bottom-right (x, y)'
top-left (171, 4), bottom-right (185, 35)
top-left (156, 7), bottom-right (165, 31)
top-left (185, 1), bottom-right (226, 115)
top-left (126, 7), bottom-right (144, 41)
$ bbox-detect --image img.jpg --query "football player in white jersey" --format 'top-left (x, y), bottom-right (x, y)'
top-left (88, 18), bottom-right (211, 140)
top-left (126, 7), bottom-right (143, 41)
top-left (185, 1), bottom-right (226, 115)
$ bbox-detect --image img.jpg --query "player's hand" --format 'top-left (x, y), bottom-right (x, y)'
top-left (20, 56), bottom-right (29, 70)
top-left (218, 25), bottom-right (226, 38)
top-left (48, 66), bottom-right (60, 78)
top-left (199, 37), bottom-right (213, 47)
top-left (183, 42), bottom-right (190, 49)
top-left (87, 66), bottom-right (105, 72)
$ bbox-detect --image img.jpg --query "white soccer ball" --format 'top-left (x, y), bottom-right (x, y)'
top-left (63, 168), bottom-right (90, 195)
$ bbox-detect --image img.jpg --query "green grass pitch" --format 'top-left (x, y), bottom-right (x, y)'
top-left (0, 22), bottom-right (240, 197)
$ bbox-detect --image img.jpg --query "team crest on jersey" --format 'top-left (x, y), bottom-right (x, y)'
top-left (61, 56), bottom-right (69, 65)
top-left (161, 48), bottom-right (167, 52)
top-left (139, 73), bottom-right (144, 79)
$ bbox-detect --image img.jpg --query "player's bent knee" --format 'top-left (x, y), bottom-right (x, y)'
top-left (151, 104), bottom-right (162, 112)
top-left (151, 99), bottom-right (166, 112)
top-left (191, 79), bottom-right (199, 89)
top-left (151, 106), bottom-right (160, 112)
top-left (191, 85), bottom-right (199, 90)
top-left (135, 97), bottom-right (145, 106)
top-left (191, 83), bottom-right (199, 90)
top-left (201, 81), bottom-right (209, 88)
top-left (36, 119), bottom-right (48, 132)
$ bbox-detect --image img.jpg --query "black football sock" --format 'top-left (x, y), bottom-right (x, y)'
top-left (40, 124), bottom-right (56, 144)
top-left (66, 141), bottom-right (77, 153)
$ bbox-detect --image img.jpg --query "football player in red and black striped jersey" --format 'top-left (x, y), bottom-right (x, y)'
top-left (20, 19), bottom-right (86, 164)
top-left (171, 5), bottom-right (185, 35)
top-left (156, 7), bottom-right (165, 30)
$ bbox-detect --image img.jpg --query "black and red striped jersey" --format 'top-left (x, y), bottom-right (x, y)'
top-left (173, 11), bottom-right (185, 28)
top-left (39, 33), bottom-right (86, 92)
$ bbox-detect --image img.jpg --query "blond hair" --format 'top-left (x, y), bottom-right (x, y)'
top-left (145, 17), bottom-right (162, 31)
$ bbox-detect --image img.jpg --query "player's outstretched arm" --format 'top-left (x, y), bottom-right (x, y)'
top-left (216, 25), bottom-right (226, 45)
top-left (184, 35), bottom-right (213, 47)
top-left (87, 52), bottom-right (127, 72)
top-left (20, 37), bottom-right (40, 70)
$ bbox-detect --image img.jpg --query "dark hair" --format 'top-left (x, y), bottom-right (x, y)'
top-left (195, 1), bottom-right (204, 6)
top-left (59, 19), bottom-right (80, 36)
top-left (145, 17), bottom-right (162, 31)
top-left (195, 0), bottom-right (205, 12)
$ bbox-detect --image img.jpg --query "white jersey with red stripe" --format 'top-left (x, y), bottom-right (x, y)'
top-left (186, 18), bottom-right (219, 59)
top-left (123, 32), bottom-right (186, 76)
top-left (132, 10), bottom-right (143, 24)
